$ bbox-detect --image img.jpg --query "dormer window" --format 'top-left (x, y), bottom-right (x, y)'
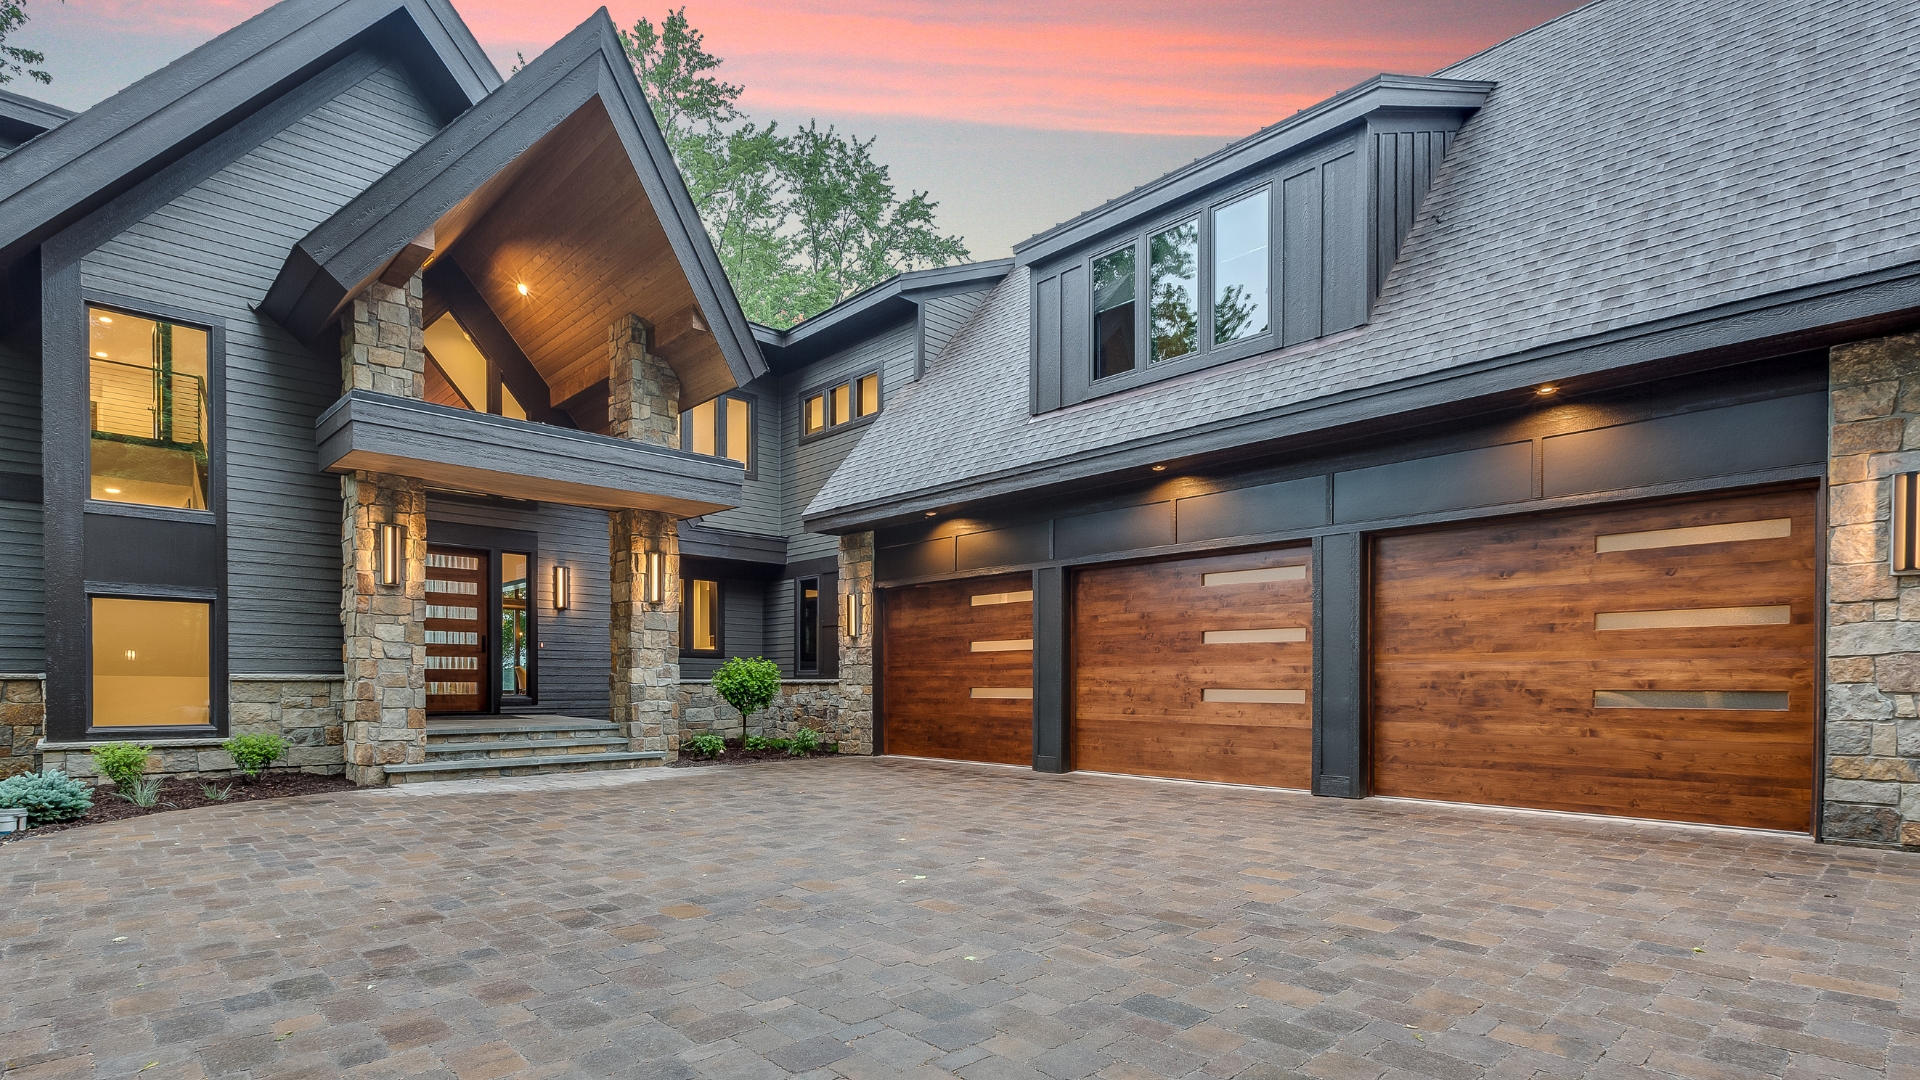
top-left (1211, 190), bottom-right (1269, 345)
top-left (802, 371), bottom-right (881, 438)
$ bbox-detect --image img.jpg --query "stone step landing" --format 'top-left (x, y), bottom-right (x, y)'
top-left (385, 715), bottom-right (666, 785)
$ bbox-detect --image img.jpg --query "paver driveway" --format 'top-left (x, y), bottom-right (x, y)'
top-left (4, 758), bottom-right (1918, 1080)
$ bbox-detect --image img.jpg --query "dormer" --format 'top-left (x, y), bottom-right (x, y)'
top-left (1018, 74), bottom-right (1493, 411)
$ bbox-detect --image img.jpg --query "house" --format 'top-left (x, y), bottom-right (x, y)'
top-left (0, 0), bottom-right (1914, 849)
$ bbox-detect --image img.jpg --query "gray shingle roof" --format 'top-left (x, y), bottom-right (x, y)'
top-left (808, 0), bottom-right (1920, 525)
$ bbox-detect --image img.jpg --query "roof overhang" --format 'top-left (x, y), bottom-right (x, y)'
top-left (319, 390), bottom-right (744, 516)
top-left (262, 8), bottom-right (763, 407)
top-left (752, 259), bottom-right (1013, 374)
top-left (0, 0), bottom-right (497, 273)
top-left (1013, 75), bottom-right (1495, 267)
top-left (0, 89), bottom-right (73, 148)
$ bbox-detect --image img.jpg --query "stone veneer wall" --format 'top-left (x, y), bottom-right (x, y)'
top-left (677, 680), bottom-right (873, 751)
top-left (608, 315), bottom-right (683, 761)
top-left (37, 677), bottom-right (345, 782)
top-left (1, 675), bottom-right (44, 778)
top-left (1825, 330), bottom-right (1920, 849)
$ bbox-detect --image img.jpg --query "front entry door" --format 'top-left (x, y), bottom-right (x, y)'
top-left (426, 545), bottom-right (488, 713)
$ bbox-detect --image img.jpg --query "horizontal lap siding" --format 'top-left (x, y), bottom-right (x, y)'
top-left (921, 289), bottom-right (990, 371)
top-left (766, 578), bottom-right (796, 675)
top-left (80, 60), bottom-right (442, 674)
top-left (681, 578), bottom-right (767, 680)
top-left (787, 323), bottom-right (916, 562)
top-left (0, 340), bottom-right (41, 669)
top-left (427, 497), bottom-right (612, 720)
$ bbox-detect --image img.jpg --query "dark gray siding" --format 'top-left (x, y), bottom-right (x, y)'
top-left (1372, 127), bottom-right (1456, 299)
top-left (79, 59), bottom-right (443, 673)
top-left (427, 496), bottom-right (612, 719)
top-left (688, 373), bottom-right (783, 538)
top-left (786, 322), bottom-right (916, 562)
top-left (920, 289), bottom-right (990, 376)
top-left (681, 578), bottom-right (767, 680)
top-left (765, 577), bottom-right (795, 676)
top-left (0, 338), bottom-right (40, 670)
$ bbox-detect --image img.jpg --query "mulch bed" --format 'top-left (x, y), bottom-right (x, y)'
top-left (2, 771), bottom-right (356, 844)
top-left (669, 741), bottom-right (839, 768)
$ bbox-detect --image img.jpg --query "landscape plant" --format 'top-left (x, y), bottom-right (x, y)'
top-left (711, 656), bottom-right (780, 732)
top-left (223, 733), bottom-right (289, 780)
top-left (0, 770), bottom-right (92, 825)
top-left (788, 727), bottom-right (821, 756)
top-left (202, 782), bottom-right (232, 802)
top-left (686, 733), bottom-right (725, 759)
top-left (116, 775), bottom-right (167, 808)
top-left (89, 743), bottom-right (152, 793)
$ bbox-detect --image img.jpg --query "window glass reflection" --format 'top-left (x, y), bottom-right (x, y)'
top-left (1150, 219), bottom-right (1199, 362)
top-left (1213, 191), bottom-right (1270, 345)
top-left (1093, 245), bottom-right (1137, 378)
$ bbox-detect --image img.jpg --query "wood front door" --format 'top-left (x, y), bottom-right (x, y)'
top-left (425, 545), bottom-right (488, 714)
top-left (1371, 488), bottom-right (1817, 831)
top-left (1073, 546), bottom-right (1313, 786)
top-left (880, 572), bottom-right (1033, 765)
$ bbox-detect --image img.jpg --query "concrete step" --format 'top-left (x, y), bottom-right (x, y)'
top-left (384, 750), bottom-right (667, 784)
top-left (425, 737), bottom-right (628, 758)
top-left (425, 720), bottom-right (621, 743)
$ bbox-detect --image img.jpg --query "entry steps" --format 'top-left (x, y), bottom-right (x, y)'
top-left (383, 715), bottom-right (665, 784)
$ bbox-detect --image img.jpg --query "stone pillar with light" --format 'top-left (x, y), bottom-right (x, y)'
top-left (607, 314), bottom-right (683, 758)
top-left (834, 531), bottom-right (876, 754)
top-left (337, 272), bottom-right (429, 784)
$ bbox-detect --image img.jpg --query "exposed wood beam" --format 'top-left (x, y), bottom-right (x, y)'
top-left (653, 303), bottom-right (709, 352)
top-left (425, 258), bottom-right (555, 423)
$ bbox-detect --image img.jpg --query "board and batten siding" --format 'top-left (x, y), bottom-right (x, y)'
top-left (0, 338), bottom-right (41, 669)
top-left (784, 321), bottom-right (917, 562)
top-left (685, 372), bottom-right (783, 538)
top-left (79, 58), bottom-right (443, 674)
top-left (426, 496), bottom-right (613, 720)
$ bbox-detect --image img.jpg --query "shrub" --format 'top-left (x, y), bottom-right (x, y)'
top-left (0, 770), bottom-right (93, 825)
top-left (687, 733), bottom-right (725, 759)
top-left (711, 657), bottom-right (780, 722)
top-left (224, 733), bottom-right (289, 779)
top-left (89, 743), bottom-right (152, 793)
top-left (744, 734), bottom-right (772, 751)
top-left (115, 775), bottom-right (168, 809)
top-left (202, 782), bottom-right (232, 802)
top-left (788, 727), bottom-right (821, 756)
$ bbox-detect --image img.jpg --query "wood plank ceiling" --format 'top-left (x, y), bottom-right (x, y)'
top-left (427, 99), bottom-right (733, 415)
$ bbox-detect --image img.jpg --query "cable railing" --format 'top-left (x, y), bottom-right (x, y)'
top-left (89, 357), bottom-right (206, 451)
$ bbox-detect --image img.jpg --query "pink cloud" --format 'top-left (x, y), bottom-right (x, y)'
top-left (62, 0), bottom-right (1583, 136)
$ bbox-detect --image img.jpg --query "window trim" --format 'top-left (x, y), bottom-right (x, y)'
top-left (82, 297), bottom-right (225, 523)
top-left (798, 370), bottom-right (882, 444)
top-left (680, 576), bottom-right (724, 657)
top-left (83, 582), bottom-right (223, 737)
top-left (679, 390), bottom-right (757, 479)
top-left (796, 575), bottom-right (820, 673)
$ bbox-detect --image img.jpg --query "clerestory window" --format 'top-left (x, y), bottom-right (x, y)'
top-left (88, 306), bottom-right (211, 510)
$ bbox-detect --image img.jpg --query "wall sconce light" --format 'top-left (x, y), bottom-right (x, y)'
top-left (642, 550), bottom-right (665, 604)
top-left (843, 589), bottom-right (866, 640)
top-left (1894, 472), bottom-right (1920, 574)
top-left (552, 564), bottom-right (571, 610)
top-left (376, 523), bottom-right (404, 587)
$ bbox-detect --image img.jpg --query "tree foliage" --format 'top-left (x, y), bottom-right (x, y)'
top-left (620, 10), bottom-right (968, 328)
top-left (0, 1), bottom-right (51, 86)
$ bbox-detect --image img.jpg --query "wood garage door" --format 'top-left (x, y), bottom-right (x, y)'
top-left (880, 572), bottom-right (1033, 765)
top-left (1075, 546), bottom-right (1312, 786)
top-left (1372, 488), bottom-right (1816, 831)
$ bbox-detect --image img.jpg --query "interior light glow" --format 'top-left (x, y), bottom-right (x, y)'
top-left (124, 650), bottom-right (136, 661)
top-left (97, 315), bottom-right (112, 323)
top-left (94, 351), bottom-right (108, 358)
top-left (102, 487), bottom-right (122, 494)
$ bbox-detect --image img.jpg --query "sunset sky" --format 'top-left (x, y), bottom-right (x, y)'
top-left (20, 0), bottom-right (1589, 256)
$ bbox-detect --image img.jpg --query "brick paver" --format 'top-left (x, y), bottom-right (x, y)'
top-left (4, 758), bottom-right (1918, 1079)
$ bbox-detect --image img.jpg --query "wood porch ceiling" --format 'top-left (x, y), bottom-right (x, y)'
top-left (425, 99), bottom-right (730, 410)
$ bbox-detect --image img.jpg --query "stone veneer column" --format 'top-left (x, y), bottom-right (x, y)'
top-left (835, 532), bottom-right (876, 754)
top-left (608, 315), bottom-right (683, 759)
top-left (340, 472), bottom-right (427, 785)
top-left (1825, 330), bottom-right (1920, 849)
top-left (338, 273), bottom-right (428, 785)
top-left (1, 675), bottom-right (44, 778)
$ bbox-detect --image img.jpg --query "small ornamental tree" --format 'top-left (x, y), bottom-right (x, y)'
top-left (711, 656), bottom-right (780, 733)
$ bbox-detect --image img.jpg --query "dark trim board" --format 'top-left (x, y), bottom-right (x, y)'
top-left (806, 270), bottom-right (1920, 535)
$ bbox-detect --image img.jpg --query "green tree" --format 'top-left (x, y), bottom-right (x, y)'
top-left (0, 0), bottom-right (51, 86)
top-left (620, 9), bottom-right (967, 328)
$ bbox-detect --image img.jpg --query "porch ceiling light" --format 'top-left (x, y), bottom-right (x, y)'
top-left (1536, 384), bottom-right (1559, 396)
top-left (517, 282), bottom-right (530, 296)
top-left (376, 523), bottom-right (404, 587)
top-left (552, 564), bottom-right (571, 610)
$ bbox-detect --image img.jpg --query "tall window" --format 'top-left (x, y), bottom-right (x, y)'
top-left (797, 577), bottom-right (820, 670)
top-left (802, 373), bottom-right (880, 437)
top-left (681, 394), bottom-right (751, 466)
top-left (89, 307), bottom-right (210, 510)
top-left (91, 597), bottom-right (211, 728)
top-left (423, 314), bottom-right (525, 418)
top-left (501, 552), bottom-right (530, 698)
top-left (1149, 219), bottom-right (1199, 363)
top-left (1093, 245), bottom-right (1137, 379)
top-left (1213, 191), bottom-right (1270, 344)
top-left (684, 578), bottom-right (721, 654)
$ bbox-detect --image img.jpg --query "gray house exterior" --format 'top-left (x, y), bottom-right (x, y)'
top-left (0, 0), bottom-right (1916, 848)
